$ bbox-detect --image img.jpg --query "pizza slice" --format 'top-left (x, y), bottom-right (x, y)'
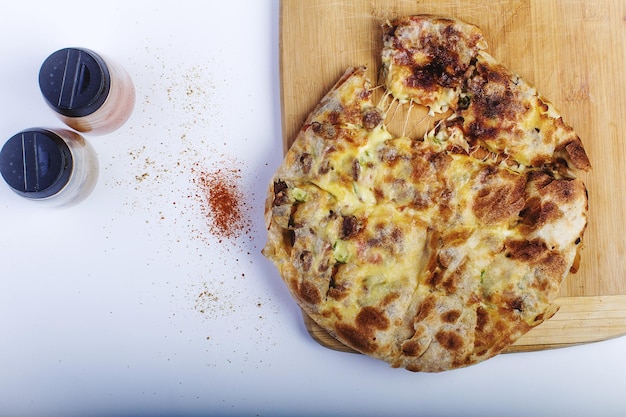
top-left (382, 15), bottom-right (591, 175)
top-left (381, 15), bottom-right (487, 114)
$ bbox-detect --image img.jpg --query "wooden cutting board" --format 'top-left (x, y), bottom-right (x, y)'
top-left (279, 0), bottom-right (626, 353)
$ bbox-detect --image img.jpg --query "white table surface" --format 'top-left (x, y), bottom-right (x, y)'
top-left (0, 1), bottom-right (624, 416)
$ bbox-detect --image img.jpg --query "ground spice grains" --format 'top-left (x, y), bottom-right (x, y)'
top-left (192, 163), bottom-right (251, 242)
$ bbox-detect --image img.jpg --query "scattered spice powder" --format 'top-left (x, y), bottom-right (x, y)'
top-left (193, 163), bottom-right (250, 241)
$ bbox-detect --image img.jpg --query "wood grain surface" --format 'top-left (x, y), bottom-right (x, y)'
top-left (279, 0), bottom-right (626, 353)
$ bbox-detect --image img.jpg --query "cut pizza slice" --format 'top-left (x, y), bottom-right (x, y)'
top-left (382, 14), bottom-right (591, 175)
top-left (381, 14), bottom-right (487, 114)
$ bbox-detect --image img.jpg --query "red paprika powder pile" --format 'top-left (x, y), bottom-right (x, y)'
top-left (193, 164), bottom-right (249, 241)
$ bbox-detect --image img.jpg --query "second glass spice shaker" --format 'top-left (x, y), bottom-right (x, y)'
top-left (0, 128), bottom-right (99, 206)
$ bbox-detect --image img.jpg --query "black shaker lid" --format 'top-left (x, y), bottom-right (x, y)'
top-left (0, 129), bottom-right (73, 199)
top-left (39, 48), bottom-right (111, 118)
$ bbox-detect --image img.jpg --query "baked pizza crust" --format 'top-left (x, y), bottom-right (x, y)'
top-left (263, 16), bottom-right (590, 372)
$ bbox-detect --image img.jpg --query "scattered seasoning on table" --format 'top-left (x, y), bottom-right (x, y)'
top-left (114, 51), bottom-right (277, 362)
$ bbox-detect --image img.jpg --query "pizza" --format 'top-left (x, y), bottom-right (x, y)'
top-left (263, 15), bottom-right (590, 372)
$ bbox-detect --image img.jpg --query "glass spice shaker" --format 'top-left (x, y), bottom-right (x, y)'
top-left (0, 128), bottom-right (99, 206)
top-left (38, 47), bottom-right (135, 135)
